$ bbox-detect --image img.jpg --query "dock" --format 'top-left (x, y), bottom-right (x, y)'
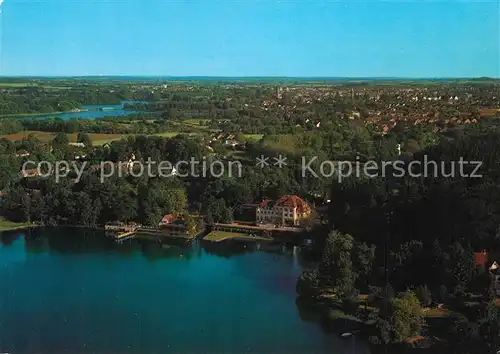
top-left (105, 223), bottom-right (139, 241)
top-left (113, 230), bottom-right (137, 241)
top-left (105, 222), bottom-right (201, 242)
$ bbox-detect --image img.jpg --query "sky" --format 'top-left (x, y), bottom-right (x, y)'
top-left (0, 0), bottom-right (498, 77)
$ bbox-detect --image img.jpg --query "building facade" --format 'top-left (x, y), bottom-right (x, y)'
top-left (255, 195), bottom-right (312, 226)
top-left (490, 262), bottom-right (500, 296)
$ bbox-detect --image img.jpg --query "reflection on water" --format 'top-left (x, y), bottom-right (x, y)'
top-left (0, 228), bottom-right (369, 354)
top-left (12, 228), bottom-right (310, 266)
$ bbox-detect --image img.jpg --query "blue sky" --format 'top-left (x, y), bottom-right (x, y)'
top-left (0, 0), bottom-right (498, 77)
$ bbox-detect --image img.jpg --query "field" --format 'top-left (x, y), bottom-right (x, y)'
top-left (0, 131), bottom-right (127, 145)
top-left (244, 134), bottom-right (263, 142)
top-left (479, 108), bottom-right (500, 117)
top-left (0, 82), bottom-right (68, 89)
top-left (153, 132), bottom-right (196, 138)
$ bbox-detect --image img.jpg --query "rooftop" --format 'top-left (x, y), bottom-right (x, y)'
top-left (275, 195), bottom-right (311, 214)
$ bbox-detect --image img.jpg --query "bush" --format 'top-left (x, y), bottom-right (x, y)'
top-left (416, 285), bottom-right (432, 307)
top-left (296, 269), bottom-right (319, 297)
top-left (342, 296), bottom-right (360, 315)
top-left (439, 285), bottom-right (448, 302)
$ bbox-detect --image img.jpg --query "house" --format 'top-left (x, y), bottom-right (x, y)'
top-left (158, 214), bottom-right (198, 237)
top-left (69, 142), bottom-right (85, 148)
top-left (475, 251), bottom-right (500, 297)
top-left (254, 195), bottom-right (312, 226)
top-left (160, 214), bottom-right (176, 225)
top-left (475, 251), bottom-right (488, 273)
top-left (490, 262), bottom-right (500, 296)
top-left (20, 168), bottom-right (41, 178)
top-left (15, 150), bottom-right (30, 158)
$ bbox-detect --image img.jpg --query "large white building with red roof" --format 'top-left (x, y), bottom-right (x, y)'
top-left (255, 195), bottom-right (312, 226)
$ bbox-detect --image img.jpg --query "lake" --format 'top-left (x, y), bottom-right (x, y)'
top-left (0, 228), bottom-right (370, 354)
top-left (26, 101), bottom-right (145, 120)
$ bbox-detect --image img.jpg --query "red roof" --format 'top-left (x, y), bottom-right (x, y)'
top-left (161, 214), bottom-right (176, 224)
top-left (475, 252), bottom-right (488, 266)
top-left (275, 195), bottom-right (311, 214)
top-left (258, 199), bottom-right (272, 208)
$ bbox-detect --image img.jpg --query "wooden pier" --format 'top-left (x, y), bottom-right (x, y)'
top-left (105, 222), bottom-right (201, 242)
top-left (105, 223), bottom-right (139, 241)
top-left (113, 230), bottom-right (137, 241)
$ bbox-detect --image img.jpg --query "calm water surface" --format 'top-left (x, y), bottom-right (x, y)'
top-left (26, 101), bottom-right (146, 120)
top-left (0, 228), bottom-right (369, 354)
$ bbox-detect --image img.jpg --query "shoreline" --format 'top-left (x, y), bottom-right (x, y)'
top-left (0, 222), bottom-right (40, 232)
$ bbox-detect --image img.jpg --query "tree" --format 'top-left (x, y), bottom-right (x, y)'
top-left (182, 213), bottom-right (199, 237)
top-left (353, 242), bottom-right (376, 289)
top-left (77, 132), bottom-right (93, 148)
top-left (99, 177), bottom-right (138, 223)
top-left (386, 291), bottom-right (425, 342)
top-left (52, 132), bottom-right (69, 146)
top-left (439, 285), bottom-right (448, 303)
top-left (205, 198), bottom-right (233, 224)
top-left (415, 285), bottom-right (432, 307)
top-left (444, 242), bottom-right (475, 295)
top-left (296, 269), bottom-right (319, 297)
top-left (449, 314), bottom-right (474, 353)
top-left (2, 186), bottom-right (31, 222)
top-left (138, 180), bottom-right (187, 226)
top-left (0, 154), bottom-right (19, 190)
top-left (318, 230), bottom-right (357, 298)
top-left (164, 107), bottom-right (178, 120)
top-left (479, 294), bottom-right (500, 353)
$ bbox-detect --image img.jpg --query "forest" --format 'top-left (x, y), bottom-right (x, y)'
top-left (0, 78), bottom-right (499, 352)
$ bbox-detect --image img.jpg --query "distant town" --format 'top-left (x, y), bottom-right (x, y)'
top-left (0, 77), bottom-right (499, 353)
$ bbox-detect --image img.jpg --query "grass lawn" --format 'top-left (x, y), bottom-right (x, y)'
top-left (90, 134), bottom-right (129, 145)
top-left (0, 128), bottom-right (264, 147)
top-left (0, 82), bottom-right (32, 87)
top-left (182, 118), bottom-right (211, 126)
top-left (423, 307), bottom-right (455, 318)
top-left (203, 231), bottom-right (269, 242)
top-left (0, 218), bottom-right (37, 232)
top-left (203, 231), bottom-right (247, 242)
top-left (244, 134), bottom-right (264, 142)
top-left (225, 150), bottom-right (253, 161)
top-left (153, 132), bottom-right (186, 138)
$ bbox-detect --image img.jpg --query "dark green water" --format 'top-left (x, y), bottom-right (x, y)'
top-left (0, 228), bottom-right (369, 354)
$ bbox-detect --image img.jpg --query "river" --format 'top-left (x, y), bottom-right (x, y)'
top-left (0, 228), bottom-right (370, 354)
top-left (24, 101), bottom-right (146, 120)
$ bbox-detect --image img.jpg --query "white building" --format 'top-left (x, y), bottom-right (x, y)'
top-left (255, 195), bottom-right (312, 226)
top-left (490, 262), bottom-right (500, 296)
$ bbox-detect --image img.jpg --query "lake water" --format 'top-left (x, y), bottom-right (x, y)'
top-left (0, 228), bottom-right (370, 354)
top-left (27, 101), bottom-right (145, 120)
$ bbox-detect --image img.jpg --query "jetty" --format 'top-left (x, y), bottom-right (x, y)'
top-left (105, 223), bottom-right (139, 241)
top-left (104, 221), bottom-right (201, 243)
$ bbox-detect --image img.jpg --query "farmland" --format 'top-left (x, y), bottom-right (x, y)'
top-left (0, 131), bottom-right (127, 145)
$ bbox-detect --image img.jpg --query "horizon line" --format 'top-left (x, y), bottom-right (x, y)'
top-left (0, 75), bottom-right (499, 80)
